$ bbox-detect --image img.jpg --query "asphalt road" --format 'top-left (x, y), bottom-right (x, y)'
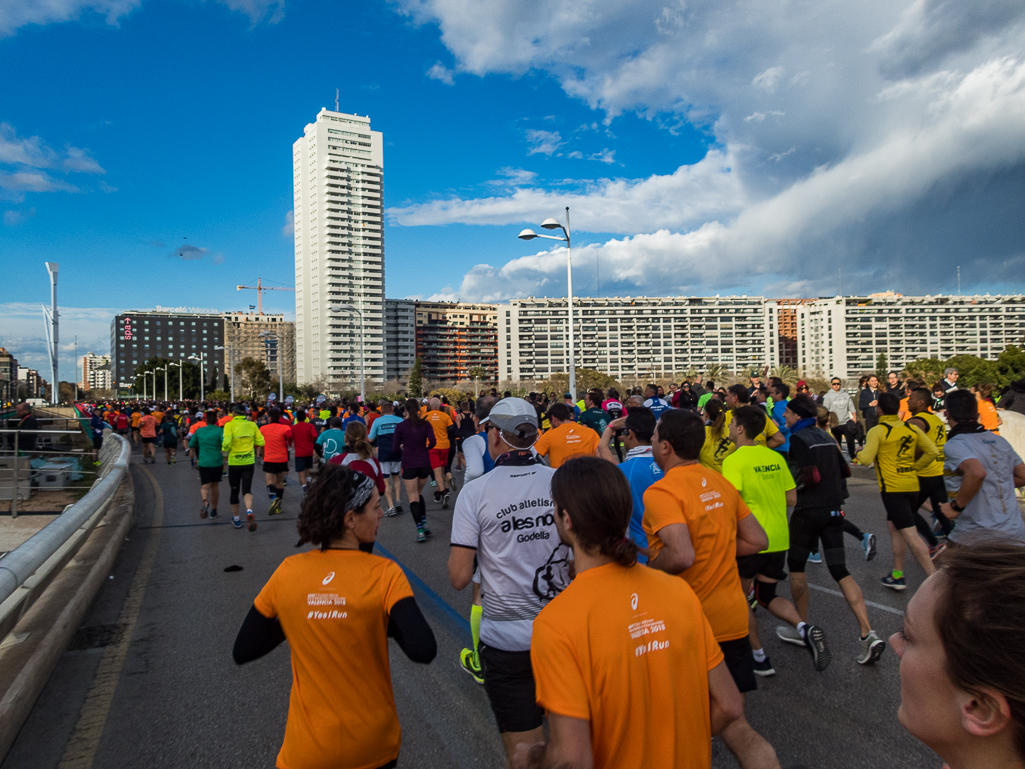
top-left (3, 446), bottom-right (941, 769)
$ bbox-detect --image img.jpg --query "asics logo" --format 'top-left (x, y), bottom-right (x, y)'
top-left (322, 571), bottom-right (335, 585)
top-left (631, 593), bottom-right (639, 611)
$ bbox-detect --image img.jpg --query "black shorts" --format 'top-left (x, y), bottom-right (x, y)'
top-left (163, 438), bottom-right (177, 449)
top-left (199, 466), bottom-right (223, 484)
top-left (479, 645), bottom-right (544, 733)
top-left (881, 491), bottom-right (918, 530)
top-left (788, 507), bottom-right (847, 574)
top-left (915, 474), bottom-right (947, 510)
top-left (263, 461), bottom-right (289, 475)
top-left (294, 455), bottom-right (313, 472)
top-left (737, 551), bottom-right (788, 581)
top-left (719, 637), bottom-right (757, 694)
top-left (92, 436), bottom-right (103, 450)
top-left (142, 436), bottom-right (155, 444)
top-left (401, 466), bottom-right (431, 480)
top-left (228, 464), bottom-right (255, 505)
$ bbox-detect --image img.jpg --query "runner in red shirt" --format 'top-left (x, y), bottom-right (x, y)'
top-left (290, 409), bottom-right (319, 496)
top-left (259, 408), bottom-right (293, 516)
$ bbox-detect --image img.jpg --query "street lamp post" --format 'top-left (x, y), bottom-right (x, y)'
top-left (167, 359), bottom-right (184, 401)
top-left (519, 207), bottom-right (575, 397)
top-left (329, 304), bottom-right (365, 402)
top-left (257, 333), bottom-right (283, 405)
top-left (189, 352), bottom-right (206, 402)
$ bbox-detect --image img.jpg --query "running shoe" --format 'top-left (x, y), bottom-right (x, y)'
top-left (807, 551), bottom-right (822, 564)
top-left (422, 523), bottom-right (432, 537)
top-left (851, 459), bottom-right (860, 466)
top-left (746, 586), bottom-right (757, 611)
top-left (415, 526), bottom-right (427, 543)
top-left (880, 574), bottom-right (907, 591)
top-left (282, 477), bottom-right (288, 486)
top-left (232, 515), bottom-right (242, 529)
top-left (929, 543), bottom-right (947, 560)
top-left (442, 492), bottom-right (451, 509)
top-left (200, 500), bottom-right (209, 519)
top-left (268, 498), bottom-right (282, 516)
top-left (394, 504), bottom-right (403, 513)
top-left (247, 511), bottom-right (257, 532)
top-left (430, 479), bottom-right (437, 487)
top-left (172, 456), bottom-right (176, 465)
top-left (753, 657), bottom-right (775, 677)
top-left (776, 625), bottom-right (807, 647)
top-left (804, 625), bottom-right (832, 672)
top-left (209, 508), bottom-right (218, 519)
top-left (459, 648), bottom-right (484, 684)
top-left (862, 533), bottom-right (877, 561)
top-left (450, 479), bottom-right (459, 492)
top-left (434, 490), bottom-right (442, 502)
top-left (858, 631), bottom-right (886, 665)
top-left (385, 506), bottom-right (400, 517)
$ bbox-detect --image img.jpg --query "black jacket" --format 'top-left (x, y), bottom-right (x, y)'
top-left (787, 425), bottom-right (849, 511)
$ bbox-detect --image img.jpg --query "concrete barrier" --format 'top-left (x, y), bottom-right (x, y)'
top-left (1000, 411), bottom-right (1025, 461)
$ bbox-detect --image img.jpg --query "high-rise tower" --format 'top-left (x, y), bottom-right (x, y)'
top-left (293, 108), bottom-right (384, 388)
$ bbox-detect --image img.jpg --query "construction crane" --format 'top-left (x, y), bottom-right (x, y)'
top-left (236, 277), bottom-right (295, 315)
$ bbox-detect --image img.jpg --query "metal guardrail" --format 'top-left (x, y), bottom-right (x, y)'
top-left (0, 434), bottom-right (131, 640)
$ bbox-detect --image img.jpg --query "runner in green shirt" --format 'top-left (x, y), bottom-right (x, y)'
top-left (723, 405), bottom-right (830, 675)
top-left (189, 410), bottom-right (224, 520)
top-left (576, 391), bottom-right (612, 436)
top-left (221, 404), bottom-right (265, 531)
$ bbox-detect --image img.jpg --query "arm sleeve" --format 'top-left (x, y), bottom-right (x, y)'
top-left (255, 428), bottom-right (265, 447)
top-left (641, 485), bottom-right (685, 538)
top-left (450, 483), bottom-right (480, 548)
top-left (369, 419), bottom-right (381, 440)
top-left (387, 597), bottom-right (437, 664)
top-left (221, 424), bottom-right (232, 453)
top-left (463, 435), bottom-right (486, 483)
top-left (233, 604), bottom-right (286, 664)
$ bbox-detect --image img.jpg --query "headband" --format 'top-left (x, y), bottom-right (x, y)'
top-left (348, 472), bottom-right (375, 513)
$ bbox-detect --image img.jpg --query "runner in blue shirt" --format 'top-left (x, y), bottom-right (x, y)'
top-left (314, 417), bottom-right (346, 461)
top-left (369, 400), bottom-right (405, 515)
top-left (769, 381), bottom-right (792, 455)
top-left (642, 383), bottom-right (673, 419)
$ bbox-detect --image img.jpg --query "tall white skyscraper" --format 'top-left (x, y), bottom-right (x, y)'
top-left (293, 108), bottom-right (385, 387)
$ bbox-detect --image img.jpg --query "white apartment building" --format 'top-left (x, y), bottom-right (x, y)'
top-left (81, 352), bottom-right (111, 391)
top-left (797, 293), bottom-right (1025, 379)
top-left (497, 296), bottom-right (775, 382)
top-left (293, 108), bottom-right (385, 387)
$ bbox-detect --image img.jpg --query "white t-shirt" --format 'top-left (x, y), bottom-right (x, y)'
top-left (944, 430), bottom-right (1025, 544)
top-left (450, 457), bottom-right (570, 651)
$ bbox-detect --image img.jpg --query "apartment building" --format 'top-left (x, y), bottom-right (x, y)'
top-left (797, 293), bottom-right (1025, 379)
top-left (415, 302), bottom-right (498, 383)
top-left (0, 348), bottom-right (19, 403)
top-left (385, 299), bottom-right (416, 382)
top-left (110, 311), bottom-right (224, 394)
top-left (222, 313), bottom-right (296, 384)
top-left (497, 296), bottom-right (772, 383)
top-left (81, 352), bottom-right (112, 391)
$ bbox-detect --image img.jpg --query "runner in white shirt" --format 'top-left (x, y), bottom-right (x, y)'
top-left (448, 398), bottom-right (570, 767)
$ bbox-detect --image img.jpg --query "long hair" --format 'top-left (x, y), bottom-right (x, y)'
top-left (345, 421), bottom-right (374, 459)
top-left (704, 397), bottom-right (726, 440)
top-left (551, 456), bottom-right (637, 567)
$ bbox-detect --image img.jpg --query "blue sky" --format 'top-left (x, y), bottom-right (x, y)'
top-left (2, 0), bottom-right (1025, 376)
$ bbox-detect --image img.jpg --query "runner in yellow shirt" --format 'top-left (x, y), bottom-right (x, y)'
top-left (221, 404), bottom-right (265, 531)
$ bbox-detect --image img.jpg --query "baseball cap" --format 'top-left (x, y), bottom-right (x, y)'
top-left (482, 397), bottom-right (538, 437)
top-left (563, 392), bottom-right (573, 399)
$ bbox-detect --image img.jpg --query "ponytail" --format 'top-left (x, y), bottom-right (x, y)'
top-left (705, 398), bottom-right (726, 439)
top-left (344, 421), bottom-right (374, 460)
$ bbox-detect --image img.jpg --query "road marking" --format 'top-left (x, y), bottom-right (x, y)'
top-left (57, 464), bottom-right (163, 769)
top-left (807, 583), bottom-right (904, 616)
top-left (374, 542), bottom-right (471, 636)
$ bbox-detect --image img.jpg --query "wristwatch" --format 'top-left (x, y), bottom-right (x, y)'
top-left (950, 499), bottom-right (965, 513)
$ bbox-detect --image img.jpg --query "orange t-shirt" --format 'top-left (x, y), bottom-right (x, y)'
top-left (217, 415), bottom-right (232, 427)
top-left (152, 411), bottom-right (164, 424)
top-left (979, 399), bottom-right (1000, 432)
top-left (139, 415), bottom-right (158, 438)
top-left (255, 550), bottom-right (414, 769)
top-left (534, 422), bottom-right (600, 468)
top-left (188, 421), bottom-right (203, 436)
top-left (532, 562), bottom-right (723, 769)
top-left (426, 410), bottom-right (453, 449)
top-left (131, 412), bottom-right (142, 428)
top-left (899, 397), bottom-right (911, 421)
top-left (260, 422), bottom-right (294, 463)
top-left (643, 463), bottom-right (752, 642)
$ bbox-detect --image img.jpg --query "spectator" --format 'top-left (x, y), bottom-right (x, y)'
top-left (939, 389), bottom-right (1025, 543)
top-left (10, 402), bottom-right (40, 454)
top-left (823, 378), bottom-right (858, 460)
top-left (858, 375), bottom-right (881, 432)
top-left (886, 371), bottom-right (902, 394)
top-left (997, 378), bottom-right (1025, 416)
top-left (937, 367), bottom-right (959, 394)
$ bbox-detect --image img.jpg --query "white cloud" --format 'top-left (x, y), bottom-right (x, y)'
top-left (282, 209), bottom-right (294, 236)
top-left (3, 208), bottom-right (35, 226)
top-left (768, 147), bottom-right (795, 162)
top-left (389, 149), bottom-right (743, 233)
top-left (525, 129), bottom-right (564, 156)
top-left (0, 123), bottom-right (59, 167)
top-left (426, 61), bottom-right (455, 85)
top-left (752, 66), bottom-right (784, 93)
top-left (217, 0), bottom-right (285, 25)
top-left (589, 148), bottom-right (616, 164)
top-left (99, 181), bottom-right (117, 193)
top-left (63, 147), bottom-right (105, 174)
top-left (0, 303), bottom-right (118, 378)
top-left (0, 171), bottom-right (79, 193)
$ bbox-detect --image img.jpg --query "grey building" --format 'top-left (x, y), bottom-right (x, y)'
top-left (385, 299), bottom-right (416, 383)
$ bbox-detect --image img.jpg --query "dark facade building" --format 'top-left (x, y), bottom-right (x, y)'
top-left (111, 310), bottom-right (225, 395)
top-left (414, 302), bottom-right (498, 384)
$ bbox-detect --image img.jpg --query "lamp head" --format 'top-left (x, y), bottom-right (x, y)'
top-left (517, 229), bottom-right (538, 240)
top-left (540, 218), bottom-right (562, 230)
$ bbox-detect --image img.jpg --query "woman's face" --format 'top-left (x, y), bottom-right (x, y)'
top-left (350, 488), bottom-right (383, 543)
top-left (891, 574), bottom-right (964, 755)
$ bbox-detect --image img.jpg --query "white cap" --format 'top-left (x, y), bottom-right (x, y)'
top-left (482, 397), bottom-right (538, 437)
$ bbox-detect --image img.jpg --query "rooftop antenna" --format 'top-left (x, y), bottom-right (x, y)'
top-left (957, 265), bottom-right (961, 296)
top-left (335, 89), bottom-right (339, 112)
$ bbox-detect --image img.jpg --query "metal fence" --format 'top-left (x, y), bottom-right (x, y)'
top-left (0, 433), bottom-right (131, 640)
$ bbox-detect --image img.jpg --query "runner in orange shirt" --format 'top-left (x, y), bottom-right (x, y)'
top-left (138, 408), bottom-right (159, 464)
top-left (642, 409), bottom-right (779, 769)
top-left (233, 464), bottom-right (436, 769)
top-left (130, 408), bottom-right (142, 447)
top-left (425, 397), bottom-right (455, 508)
top-left (260, 407), bottom-right (293, 516)
top-left (522, 456), bottom-right (744, 769)
top-left (534, 403), bottom-right (599, 468)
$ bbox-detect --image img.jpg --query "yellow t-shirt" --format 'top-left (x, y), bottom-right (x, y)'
top-left (532, 562), bottom-right (723, 769)
top-left (856, 415), bottom-right (937, 493)
top-left (699, 425), bottom-right (732, 474)
top-left (907, 411), bottom-right (947, 477)
top-left (642, 464), bottom-right (752, 642)
top-left (534, 422), bottom-right (600, 468)
top-left (255, 550), bottom-right (414, 769)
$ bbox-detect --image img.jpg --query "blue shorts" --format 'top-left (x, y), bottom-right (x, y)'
top-left (295, 455), bottom-right (313, 472)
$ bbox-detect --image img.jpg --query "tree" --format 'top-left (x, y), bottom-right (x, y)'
top-left (131, 357), bottom-right (202, 399)
top-left (903, 357), bottom-right (945, 385)
top-left (875, 353), bottom-right (889, 380)
top-left (59, 381), bottom-right (76, 403)
top-left (944, 354), bottom-right (1001, 388)
top-left (996, 345), bottom-right (1025, 386)
top-left (408, 356), bottom-right (423, 398)
top-left (539, 368), bottom-right (619, 397)
top-left (237, 357), bottom-right (272, 399)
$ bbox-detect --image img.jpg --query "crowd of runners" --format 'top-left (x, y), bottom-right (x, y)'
top-left (77, 367), bottom-right (1025, 769)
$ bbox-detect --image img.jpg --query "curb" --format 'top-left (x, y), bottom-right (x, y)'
top-left (0, 469), bottom-right (135, 761)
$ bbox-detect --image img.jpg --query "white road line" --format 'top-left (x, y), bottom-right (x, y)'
top-left (807, 582), bottom-right (904, 616)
